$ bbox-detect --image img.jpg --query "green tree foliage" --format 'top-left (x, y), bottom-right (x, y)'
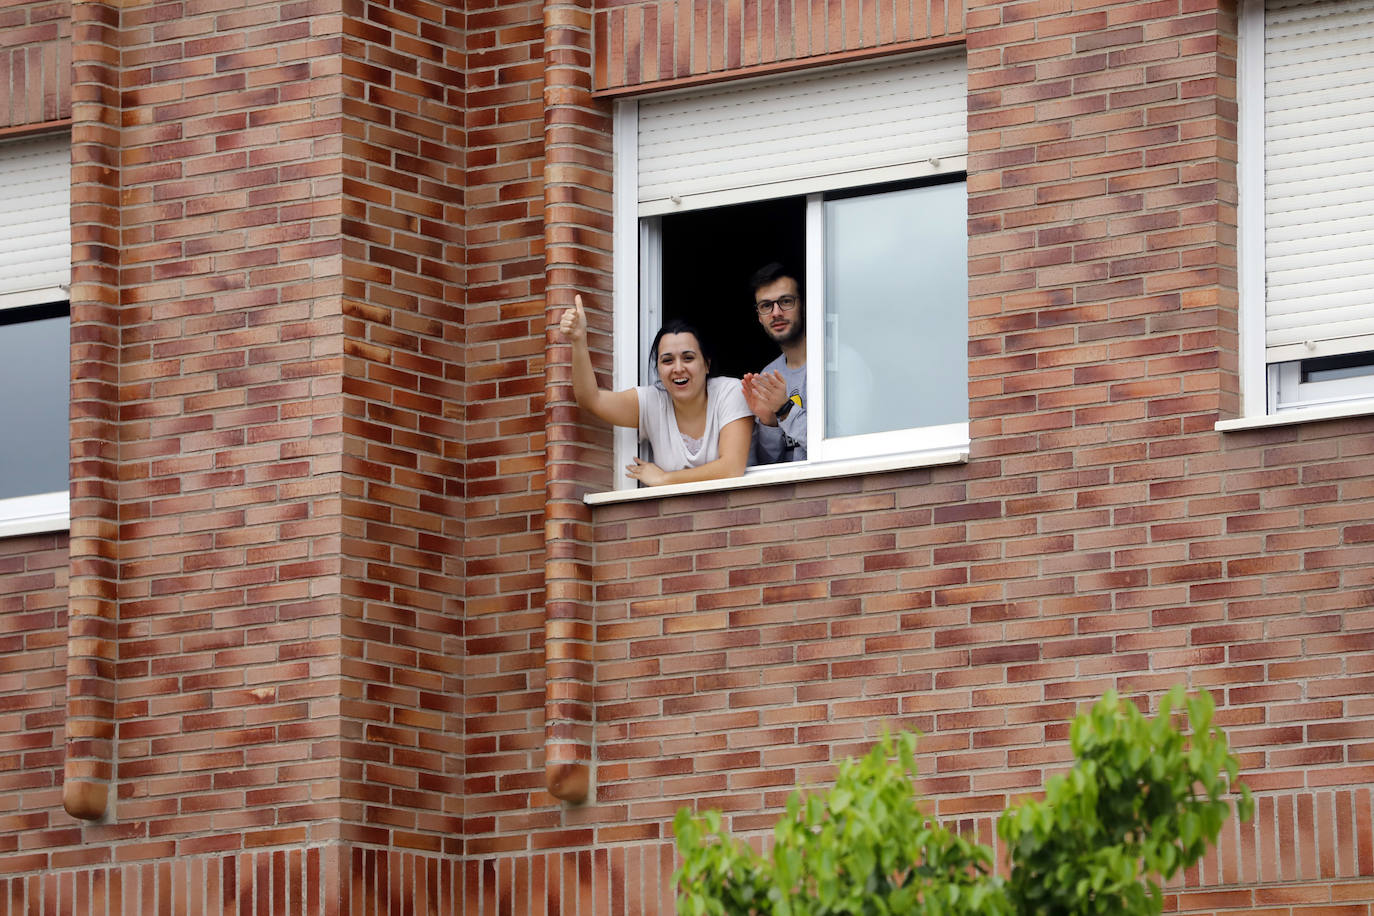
top-left (998, 687), bottom-right (1253, 915)
top-left (674, 729), bottom-right (1005, 916)
top-left (673, 687), bottom-right (1252, 916)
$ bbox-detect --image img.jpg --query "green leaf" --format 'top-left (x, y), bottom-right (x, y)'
top-left (675, 689), bottom-right (1246, 916)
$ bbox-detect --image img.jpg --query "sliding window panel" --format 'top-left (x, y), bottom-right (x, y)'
top-left (819, 181), bottom-right (968, 455)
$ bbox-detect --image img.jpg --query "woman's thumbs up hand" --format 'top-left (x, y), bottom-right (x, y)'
top-left (559, 294), bottom-right (588, 343)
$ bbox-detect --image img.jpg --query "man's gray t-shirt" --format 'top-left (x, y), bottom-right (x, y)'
top-left (636, 376), bottom-right (752, 471)
top-left (753, 354), bottom-right (806, 464)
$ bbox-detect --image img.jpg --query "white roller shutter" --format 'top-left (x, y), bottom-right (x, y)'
top-left (1264, 0), bottom-right (1374, 361)
top-left (0, 133), bottom-right (70, 309)
top-left (636, 51), bottom-right (967, 217)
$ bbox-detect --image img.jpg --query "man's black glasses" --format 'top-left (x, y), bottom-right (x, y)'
top-left (754, 295), bottom-right (799, 316)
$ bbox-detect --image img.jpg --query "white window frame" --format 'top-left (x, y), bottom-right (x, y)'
top-left (1269, 355), bottom-right (1374, 412)
top-left (1236, 0), bottom-right (1374, 422)
top-left (1237, 0), bottom-right (1267, 418)
top-left (0, 490), bottom-right (70, 538)
top-left (610, 60), bottom-right (970, 489)
top-left (0, 132), bottom-right (71, 537)
top-left (802, 184), bottom-right (970, 463)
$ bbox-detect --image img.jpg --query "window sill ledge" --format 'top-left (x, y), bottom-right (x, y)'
top-left (0, 492), bottom-right (70, 540)
top-left (583, 447), bottom-right (969, 506)
top-left (1215, 400), bottom-right (1374, 433)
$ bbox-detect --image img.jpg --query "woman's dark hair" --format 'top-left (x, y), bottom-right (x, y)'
top-left (648, 318), bottom-right (715, 383)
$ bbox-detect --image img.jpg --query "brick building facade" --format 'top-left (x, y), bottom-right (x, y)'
top-left (2, 0), bottom-right (1374, 911)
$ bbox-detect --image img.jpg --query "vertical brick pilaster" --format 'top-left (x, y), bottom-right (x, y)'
top-left (542, 0), bottom-right (614, 804)
top-left (336, 0), bottom-right (468, 849)
top-left (63, 0), bottom-right (121, 822)
top-left (461, 0), bottom-right (549, 853)
top-left (98, 0), bottom-right (356, 847)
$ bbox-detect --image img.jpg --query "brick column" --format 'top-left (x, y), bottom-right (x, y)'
top-left (336, 0), bottom-right (468, 848)
top-left (542, 0), bottom-right (614, 804)
top-left (63, 0), bottom-right (120, 822)
top-left (92, 0), bottom-right (356, 851)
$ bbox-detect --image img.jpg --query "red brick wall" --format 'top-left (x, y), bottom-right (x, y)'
top-left (100, 0), bottom-right (356, 858)
top-left (4, 0), bottom-right (1374, 911)
top-left (11, 0), bottom-right (481, 885)
top-left (545, 0), bottom-right (1374, 912)
top-left (0, 0), bottom-right (70, 129)
top-left (461, 0), bottom-right (555, 854)
top-left (0, 533), bottom-right (68, 873)
top-left (543, 0), bottom-right (615, 805)
top-left (592, 0), bottom-right (963, 93)
top-left (64, 0), bottom-right (121, 826)
top-left (336, 0), bottom-right (468, 853)
top-left (0, 845), bottom-right (681, 913)
top-left (526, 0), bottom-right (1373, 912)
top-left (587, 457), bottom-right (1374, 899)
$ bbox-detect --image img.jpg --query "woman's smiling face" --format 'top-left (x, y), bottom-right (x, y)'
top-left (655, 332), bottom-right (708, 402)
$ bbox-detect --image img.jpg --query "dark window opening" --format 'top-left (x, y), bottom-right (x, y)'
top-left (657, 196), bottom-right (806, 381)
top-left (1301, 350), bottom-right (1374, 384)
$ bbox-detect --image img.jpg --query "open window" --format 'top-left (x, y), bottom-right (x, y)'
top-left (611, 50), bottom-right (969, 484)
top-left (1239, 0), bottom-right (1374, 417)
top-left (0, 133), bottom-right (70, 535)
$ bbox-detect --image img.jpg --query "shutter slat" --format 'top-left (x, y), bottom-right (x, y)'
top-left (0, 134), bottom-right (69, 304)
top-left (637, 52), bottom-right (967, 215)
top-left (1269, 210), bottom-right (1374, 244)
top-left (1263, 0), bottom-right (1374, 361)
top-left (1269, 263), bottom-right (1374, 301)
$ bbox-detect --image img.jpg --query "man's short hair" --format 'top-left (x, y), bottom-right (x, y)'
top-left (748, 262), bottom-right (803, 301)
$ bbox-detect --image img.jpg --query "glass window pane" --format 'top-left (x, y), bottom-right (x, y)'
top-left (0, 308), bottom-right (69, 499)
top-left (823, 181), bottom-right (967, 439)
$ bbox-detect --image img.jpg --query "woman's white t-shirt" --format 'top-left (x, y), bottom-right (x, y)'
top-left (635, 376), bottom-right (752, 471)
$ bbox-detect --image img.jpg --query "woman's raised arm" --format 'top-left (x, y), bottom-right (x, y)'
top-left (558, 294), bottom-right (639, 429)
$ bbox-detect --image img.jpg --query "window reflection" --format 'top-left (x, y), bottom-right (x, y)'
top-left (823, 181), bottom-right (968, 439)
top-left (0, 303), bottom-right (69, 500)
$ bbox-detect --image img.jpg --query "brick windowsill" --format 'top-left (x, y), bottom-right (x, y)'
top-left (583, 448), bottom-right (970, 505)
